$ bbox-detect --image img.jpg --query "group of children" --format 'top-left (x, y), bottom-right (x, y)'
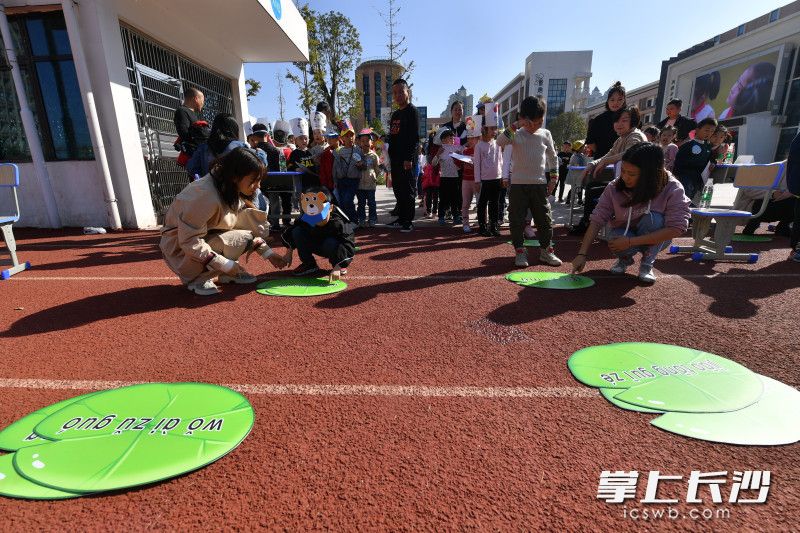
top-left (244, 114), bottom-right (385, 232)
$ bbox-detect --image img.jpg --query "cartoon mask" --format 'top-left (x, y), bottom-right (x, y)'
top-left (300, 191), bottom-right (331, 226)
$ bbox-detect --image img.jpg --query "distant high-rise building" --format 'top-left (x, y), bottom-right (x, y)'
top-left (355, 59), bottom-right (405, 131)
top-left (440, 86), bottom-right (474, 118)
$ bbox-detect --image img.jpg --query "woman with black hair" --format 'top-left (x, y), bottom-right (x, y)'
top-left (187, 113), bottom-right (248, 178)
top-left (571, 142), bottom-right (690, 283)
top-left (160, 147), bottom-right (288, 295)
top-left (585, 81), bottom-right (626, 158)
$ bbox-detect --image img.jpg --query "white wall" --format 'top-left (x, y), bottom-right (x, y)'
top-left (0, 161), bottom-right (107, 227)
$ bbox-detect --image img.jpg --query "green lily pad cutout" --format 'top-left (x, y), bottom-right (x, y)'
top-left (506, 271), bottom-right (594, 290)
top-left (354, 246), bottom-right (361, 252)
top-left (256, 277), bottom-right (346, 297)
top-left (507, 240), bottom-right (541, 247)
top-left (731, 234), bottom-right (771, 243)
top-left (652, 375), bottom-right (800, 445)
top-left (0, 393), bottom-right (96, 451)
top-left (19, 383), bottom-right (254, 493)
top-left (0, 454), bottom-right (83, 500)
top-left (568, 343), bottom-right (763, 413)
top-left (599, 388), bottom-right (664, 414)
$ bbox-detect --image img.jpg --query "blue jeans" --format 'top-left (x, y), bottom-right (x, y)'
top-left (607, 211), bottom-right (671, 267)
top-left (336, 178), bottom-right (359, 222)
top-left (356, 189), bottom-right (377, 224)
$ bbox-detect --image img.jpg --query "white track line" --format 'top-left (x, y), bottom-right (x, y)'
top-left (8, 272), bottom-right (800, 282)
top-left (0, 378), bottom-right (595, 398)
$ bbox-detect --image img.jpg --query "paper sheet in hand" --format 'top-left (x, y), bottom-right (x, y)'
top-left (450, 153), bottom-right (473, 164)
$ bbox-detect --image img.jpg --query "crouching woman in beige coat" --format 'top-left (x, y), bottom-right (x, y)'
top-left (160, 147), bottom-right (289, 295)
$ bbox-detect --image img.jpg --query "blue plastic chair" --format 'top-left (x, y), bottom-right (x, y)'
top-left (0, 163), bottom-right (31, 279)
top-left (669, 161), bottom-right (786, 263)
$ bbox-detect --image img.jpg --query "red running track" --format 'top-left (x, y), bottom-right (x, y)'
top-left (0, 226), bottom-right (798, 530)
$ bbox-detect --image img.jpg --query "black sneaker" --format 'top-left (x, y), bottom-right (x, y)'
top-left (490, 226), bottom-right (502, 237)
top-left (400, 223), bottom-right (413, 233)
top-left (479, 226), bottom-right (491, 237)
top-left (293, 261), bottom-right (320, 276)
top-left (387, 219), bottom-right (402, 227)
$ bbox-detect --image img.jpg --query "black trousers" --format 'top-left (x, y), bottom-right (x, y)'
top-left (557, 167), bottom-right (568, 200)
top-left (438, 177), bottom-right (462, 220)
top-left (391, 163), bottom-right (416, 225)
top-left (744, 197), bottom-right (796, 234)
top-left (792, 198), bottom-right (800, 251)
top-left (425, 187), bottom-right (439, 214)
top-left (477, 179), bottom-right (501, 227)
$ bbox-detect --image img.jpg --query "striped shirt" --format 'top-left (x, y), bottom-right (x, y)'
top-left (497, 127), bottom-right (557, 185)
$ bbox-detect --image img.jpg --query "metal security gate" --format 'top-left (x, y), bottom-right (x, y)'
top-left (120, 25), bottom-right (234, 219)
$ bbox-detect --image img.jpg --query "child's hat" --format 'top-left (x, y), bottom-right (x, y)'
top-left (357, 127), bottom-right (375, 139)
top-left (483, 101), bottom-right (500, 127)
top-left (465, 114), bottom-right (482, 138)
top-left (323, 130), bottom-right (340, 138)
top-left (476, 93), bottom-right (492, 110)
top-left (572, 139), bottom-right (585, 152)
top-left (336, 118), bottom-right (355, 136)
top-left (312, 112), bottom-right (327, 132)
top-left (290, 117), bottom-right (309, 138)
top-left (252, 122), bottom-right (271, 136)
top-left (273, 120), bottom-right (291, 134)
top-left (435, 127), bottom-right (454, 145)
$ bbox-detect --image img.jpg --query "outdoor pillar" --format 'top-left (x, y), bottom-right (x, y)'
top-left (61, 0), bottom-right (122, 230)
top-left (0, 3), bottom-right (62, 228)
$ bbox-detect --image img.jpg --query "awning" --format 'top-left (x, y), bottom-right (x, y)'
top-left (115, 0), bottom-right (308, 77)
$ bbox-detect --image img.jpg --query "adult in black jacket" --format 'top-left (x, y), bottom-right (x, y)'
top-left (585, 81), bottom-right (626, 159)
top-left (173, 87), bottom-right (204, 141)
top-left (388, 78), bottom-right (420, 232)
top-left (657, 99), bottom-right (697, 144)
top-left (441, 101), bottom-right (467, 145)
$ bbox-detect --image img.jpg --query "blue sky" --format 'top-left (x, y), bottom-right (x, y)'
top-left (245, 0), bottom-right (788, 122)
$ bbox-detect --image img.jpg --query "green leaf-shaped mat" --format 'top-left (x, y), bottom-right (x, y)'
top-left (568, 343), bottom-right (763, 413)
top-left (0, 393), bottom-right (96, 451)
top-left (19, 383), bottom-right (254, 493)
top-left (256, 277), bottom-right (346, 297)
top-left (651, 375), bottom-right (800, 445)
top-left (0, 454), bottom-right (82, 500)
top-left (599, 388), bottom-right (664, 414)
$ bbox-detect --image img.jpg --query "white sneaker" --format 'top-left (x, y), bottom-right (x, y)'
top-left (610, 257), bottom-right (633, 274)
top-left (188, 279), bottom-right (220, 295)
top-left (463, 223), bottom-right (472, 233)
top-left (218, 272), bottom-right (258, 284)
top-left (539, 246), bottom-right (562, 266)
top-left (514, 248), bottom-right (529, 268)
top-left (638, 265), bottom-right (657, 283)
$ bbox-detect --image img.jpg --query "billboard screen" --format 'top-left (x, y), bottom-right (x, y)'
top-left (690, 50), bottom-right (779, 121)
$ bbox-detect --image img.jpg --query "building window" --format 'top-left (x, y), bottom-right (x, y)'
top-left (374, 71), bottom-right (382, 114)
top-left (9, 12), bottom-right (93, 161)
top-left (0, 34), bottom-right (30, 161)
top-left (769, 9), bottom-right (780, 23)
top-left (362, 73), bottom-right (370, 121)
top-left (545, 78), bottom-right (567, 127)
top-left (646, 98), bottom-right (654, 108)
top-left (737, 24), bottom-right (745, 36)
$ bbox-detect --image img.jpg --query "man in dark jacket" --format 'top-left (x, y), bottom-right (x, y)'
top-left (388, 78), bottom-right (420, 232)
top-left (173, 87), bottom-right (204, 141)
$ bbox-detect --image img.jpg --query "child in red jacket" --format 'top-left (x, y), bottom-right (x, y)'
top-left (318, 131), bottom-right (339, 192)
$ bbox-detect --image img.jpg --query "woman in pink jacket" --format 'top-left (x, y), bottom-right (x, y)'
top-left (571, 142), bottom-right (690, 283)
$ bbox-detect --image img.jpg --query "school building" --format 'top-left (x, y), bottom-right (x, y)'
top-left (655, 1), bottom-right (800, 163)
top-left (0, 0), bottom-right (308, 228)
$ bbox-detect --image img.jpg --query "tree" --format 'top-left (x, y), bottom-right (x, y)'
top-left (306, 10), bottom-right (363, 118)
top-left (369, 117), bottom-right (385, 136)
top-left (379, 0), bottom-right (413, 84)
top-left (285, 5), bottom-right (321, 121)
top-left (548, 111), bottom-right (588, 148)
top-left (245, 78), bottom-right (262, 100)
